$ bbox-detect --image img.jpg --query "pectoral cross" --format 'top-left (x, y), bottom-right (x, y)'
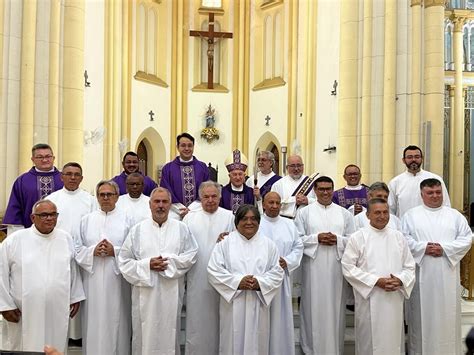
top-left (190, 12), bottom-right (233, 89)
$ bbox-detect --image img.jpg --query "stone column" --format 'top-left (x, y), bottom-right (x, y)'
top-left (48, 0), bottom-right (61, 155)
top-left (410, 0), bottom-right (422, 145)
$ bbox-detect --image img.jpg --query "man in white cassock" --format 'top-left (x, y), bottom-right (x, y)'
top-left (182, 181), bottom-right (235, 355)
top-left (342, 199), bottom-right (415, 355)
top-left (117, 172), bottom-right (151, 224)
top-left (75, 180), bottom-right (132, 355)
top-left (118, 187), bottom-right (198, 355)
top-left (259, 192), bottom-right (303, 355)
top-left (295, 176), bottom-right (356, 355)
top-left (388, 145), bottom-right (450, 218)
top-left (402, 178), bottom-right (472, 355)
top-left (46, 162), bottom-right (96, 341)
top-left (0, 200), bottom-right (84, 352)
top-left (354, 182), bottom-right (401, 231)
top-left (208, 204), bottom-right (284, 354)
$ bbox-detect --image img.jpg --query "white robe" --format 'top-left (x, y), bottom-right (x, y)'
top-left (117, 193), bottom-right (151, 225)
top-left (271, 175), bottom-right (316, 218)
top-left (354, 208), bottom-right (402, 231)
top-left (388, 169), bottom-right (450, 218)
top-left (46, 187), bottom-right (96, 339)
top-left (0, 226), bottom-right (85, 352)
top-left (295, 201), bottom-right (356, 355)
top-left (75, 208), bottom-right (133, 355)
top-left (182, 207), bottom-right (235, 355)
top-left (342, 226), bottom-right (415, 355)
top-left (402, 205), bottom-right (472, 355)
top-left (207, 231), bottom-right (284, 355)
top-left (259, 214), bottom-right (303, 355)
top-left (118, 218), bottom-right (198, 355)
top-left (245, 171), bottom-right (277, 188)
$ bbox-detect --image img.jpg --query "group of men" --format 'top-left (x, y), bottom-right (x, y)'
top-left (0, 138), bottom-right (471, 355)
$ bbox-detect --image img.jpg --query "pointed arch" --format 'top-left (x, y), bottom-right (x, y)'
top-left (253, 132), bottom-right (282, 175)
top-left (135, 127), bottom-right (166, 181)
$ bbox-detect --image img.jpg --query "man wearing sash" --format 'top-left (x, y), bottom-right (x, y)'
top-left (246, 150), bottom-right (281, 202)
top-left (271, 155), bottom-right (316, 219)
top-left (220, 150), bottom-right (254, 213)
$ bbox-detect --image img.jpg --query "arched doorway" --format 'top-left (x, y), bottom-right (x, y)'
top-left (268, 144), bottom-right (280, 175)
top-left (137, 141), bottom-right (148, 175)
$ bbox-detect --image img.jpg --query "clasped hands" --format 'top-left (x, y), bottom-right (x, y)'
top-left (2, 301), bottom-right (80, 323)
top-left (238, 275), bottom-right (260, 291)
top-left (318, 232), bottom-right (337, 246)
top-left (376, 274), bottom-right (403, 292)
top-left (425, 242), bottom-right (443, 257)
top-left (93, 239), bottom-right (115, 257)
top-left (150, 256), bottom-right (169, 272)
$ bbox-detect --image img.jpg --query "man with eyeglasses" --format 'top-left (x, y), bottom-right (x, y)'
top-left (117, 173), bottom-right (152, 224)
top-left (245, 150), bottom-right (282, 202)
top-left (270, 155), bottom-right (317, 219)
top-left (332, 164), bottom-right (369, 215)
top-left (112, 151), bottom-right (157, 196)
top-left (3, 143), bottom-right (63, 231)
top-left (46, 162), bottom-right (96, 343)
top-left (75, 180), bottom-right (133, 355)
top-left (0, 199), bottom-right (85, 352)
top-left (388, 145), bottom-right (450, 218)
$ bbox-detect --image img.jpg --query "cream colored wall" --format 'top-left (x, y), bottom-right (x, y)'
top-left (82, 0), bottom-right (105, 194)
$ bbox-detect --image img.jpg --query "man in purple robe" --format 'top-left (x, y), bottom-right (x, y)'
top-left (3, 143), bottom-right (63, 228)
top-left (332, 164), bottom-right (369, 215)
top-left (160, 133), bottom-right (210, 218)
top-left (112, 151), bottom-right (157, 196)
top-left (220, 149), bottom-right (254, 213)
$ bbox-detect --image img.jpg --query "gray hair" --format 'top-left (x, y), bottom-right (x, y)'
top-left (259, 150), bottom-right (275, 167)
top-left (96, 180), bottom-right (120, 196)
top-left (367, 198), bottom-right (389, 212)
top-left (368, 181), bottom-right (389, 194)
top-left (198, 180), bottom-right (222, 199)
top-left (32, 199), bottom-right (57, 214)
top-left (150, 187), bottom-right (172, 201)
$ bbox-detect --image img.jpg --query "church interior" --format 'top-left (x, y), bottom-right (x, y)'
top-left (2, 0), bottom-right (474, 353)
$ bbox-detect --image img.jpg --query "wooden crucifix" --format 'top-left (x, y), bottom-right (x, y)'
top-left (190, 12), bottom-right (233, 89)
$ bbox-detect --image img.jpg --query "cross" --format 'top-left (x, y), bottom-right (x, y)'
top-left (190, 12), bottom-right (233, 89)
top-left (265, 115), bottom-right (271, 126)
top-left (148, 110), bottom-right (155, 121)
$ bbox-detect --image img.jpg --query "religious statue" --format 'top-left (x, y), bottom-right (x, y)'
top-left (201, 104), bottom-right (219, 143)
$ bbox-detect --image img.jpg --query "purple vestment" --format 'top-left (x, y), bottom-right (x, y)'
top-left (112, 171), bottom-right (157, 196)
top-left (260, 174), bottom-right (282, 198)
top-left (3, 167), bottom-right (63, 227)
top-left (219, 184), bottom-right (255, 214)
top-left (332, 186), bottom-right (369, 209)
top-left (160, 156), bottom-right (210, 206)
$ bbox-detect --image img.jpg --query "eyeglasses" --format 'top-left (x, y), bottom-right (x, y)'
top-left (257, 158), bottom-right (270, 162)
top-left (98, 192), bottom-right (117, 199)
top-left (287, 164), bottom-right (304, 169)
top-left (34, 155), bottom-right (54, 160)
top-left (62, 173), bottom-right (82, 178)
top-left (34, 212), bottom-right (59, 220)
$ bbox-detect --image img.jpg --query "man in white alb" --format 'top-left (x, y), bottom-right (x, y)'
top-left (118, 187), bottom-right (198, 354)
top-left (295, 176), bottom-right (356, 355)
top-left (246, 150), bottom-right (282, 203)
top-left (388, 145), bottom-right (450, 218)
top-left (0, 200), bottom-right (84, 352)
top-left (402, 178), bottom-right (472, 355)
top-left (183, 181), bottom-right (235, 355)
top-left (75, 180), bottom-right (133, 355)
top-left (259, 191), bottom-right (303, 355)
top-left (117, 172), bottom-right (151, 224)
top-left (342, 198), bottom-right (415, 355)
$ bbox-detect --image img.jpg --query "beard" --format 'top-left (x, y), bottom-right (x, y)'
top-left (406, 161), bottom-right (421, 171)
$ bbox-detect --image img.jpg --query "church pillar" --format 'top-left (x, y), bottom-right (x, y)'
top-left (121, 1), bottom-right (132, 146)
top-left (48, 0), bottom-right (61, 155)
top-left (337, 0), bottom-right (359, 187)
top-left (452, 15), bottom-right (466, 210)
top-left (18, 1), bottom-right (38, 172)
top-left (382, 0), bottom-right (397, 182)
top-left (410, 0), bottom-right (422, 145)
top-left (0, 0), bottom-right (5, 208)
top-left (287, 0), bottom-right (298, 152)
top-left (448, 85), bottom-right (455, 194)
top-left (360, 0), bottom-right (372, 181)
top-left (423, 0), bottom-right (445, 175)
top-left (61, 0), bottom-right (85, 166)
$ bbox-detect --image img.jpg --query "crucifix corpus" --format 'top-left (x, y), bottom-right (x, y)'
top-left (190, 12), bottom-right (233, 89)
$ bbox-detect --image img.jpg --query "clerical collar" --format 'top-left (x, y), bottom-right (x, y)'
top-left (316, 200), bottom-right (332, 208)
top-left (263, 213), bottom-right (279, 222)
top-left (259, 171), bottom-right (274, 177)
top-left (179, 156), bottom-right (194, 163)
top-left (63, 187), bottom-right (80, 195)
top-left (32, 225), bottom-right (55, 238)
top-left (422, 204), bottom-right (443, 212)
top-left (35, 167), bottom-right (55, 173)
top-left (127, 194), bottom-right (143, 201)
top-left (152, 218), bottom-right (169, 228)
top-left (231, 184), bottom-right (244, 191)
top-left (405, 168), bottom-right (424, 176)
top-left (99, 207), bottom-right (117, 215)
top-left (368, 224), bottom-right (387, 233)
top-left (345, 184), bottom-right (363, 191)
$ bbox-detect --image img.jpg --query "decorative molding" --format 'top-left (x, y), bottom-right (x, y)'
top-left (134, 71), bottom-right (169, 87)
top-left (260, 0), bottom-right (283, 11)
top-left (410, 0), bottom-right (422, 6)
top-left (198, 7), bottom-right (224, 15)
top-left (191, 83), bottom-right (229, 93)
top-left (452, 16), bottom-right (467, 31)
top-left (252, 77), bottom-right (286, 91)
top-left (424, 0), bottom-right (445, 8)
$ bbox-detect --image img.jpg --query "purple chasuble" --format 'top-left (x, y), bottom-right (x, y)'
top-left (112, 171), bottom-right (157, 196)
top-left (3, 167), bottom-right (63, 227)
top-left (160, 156), bottom-right (210, 206)
top-left (260, 174), bottom-right (282, 198)
top-left (219, 184), bottom-right (255, 214)
top-left (332, 186), bottom-right (369, 209)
